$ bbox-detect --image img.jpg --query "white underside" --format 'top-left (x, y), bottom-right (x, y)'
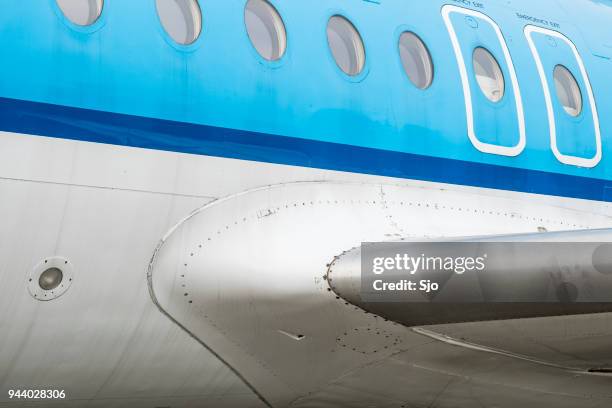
top-left (2, 131), bottom-right (612, 408)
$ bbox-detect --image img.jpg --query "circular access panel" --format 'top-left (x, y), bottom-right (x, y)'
top-left (28, 257), bottom-right (74, 301)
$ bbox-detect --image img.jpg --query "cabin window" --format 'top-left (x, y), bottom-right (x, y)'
top-left (156, 0), bottom-right (202, 45)
top-left (245, 0), bottom-right (287, 61)
top-left (327, 15), bottom-right (365, 76)
top-left (473, 47), bottom-right (505, 103)
top-left (56, 0), bottom-right (103, 26)
top-left (399, 32), bottom-right (433, 89)
top-left (553, 65), bottom-right (583, 117)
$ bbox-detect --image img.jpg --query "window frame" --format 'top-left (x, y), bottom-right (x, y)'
top-left (155, 0), bottom-right (203, 48)
top-left (398, 31), bottom-right (434, 90)
top-left (326, 14), bottom-right (367, 79)
top-left (441, 4), bottom-right (526, 157)
top-left (53, 0), bottom-right (106, 32)
top-left (524, 25), bottom-right (601, 168)
top-left (244, 0), bottom-right (288, 63)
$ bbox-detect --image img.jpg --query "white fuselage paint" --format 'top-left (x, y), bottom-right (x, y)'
top-left (2, 131), bottom-right (612, 407)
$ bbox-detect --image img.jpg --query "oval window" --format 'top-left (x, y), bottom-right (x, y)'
top-left (399, 32), bottom-right (433, 89)
top-left (473, 47), bottom-right (505, 103)
top-left (327, 16), bottom-right (365, 76)
top-left (56, 0), bottom-right (103, 26)
top-left (553, 65), bottom-right (582, 117)
top-left (245, 0), bottom-right (287, 61)
top-left (156, 0), bottom-right (202, 45)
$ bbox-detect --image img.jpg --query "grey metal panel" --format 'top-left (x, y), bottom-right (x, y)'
top-left (148, 181), bottom-right (612, 407)
top-left (3, 131), bottom-right (612, 407)
top-left (327, 230), bottom-right (612, 327)
top-left (0, 172), bottom-right (261, 405)
top-left (291, 336), bottom-right (612, 408)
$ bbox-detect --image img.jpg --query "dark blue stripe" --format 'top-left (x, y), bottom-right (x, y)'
top-left (0, 96), bottom-right (609, 202)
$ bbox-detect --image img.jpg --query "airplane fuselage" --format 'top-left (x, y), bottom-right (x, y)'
top-left (2, 1), bottom-right (612, 407)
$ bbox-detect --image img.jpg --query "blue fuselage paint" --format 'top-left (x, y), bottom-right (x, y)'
top-left (0, 0), bottom-right (611, 200)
